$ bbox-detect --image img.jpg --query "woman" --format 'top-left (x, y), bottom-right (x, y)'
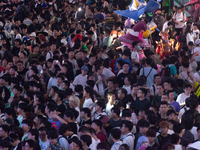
top-left (185, 25), bottom-right (194, 45)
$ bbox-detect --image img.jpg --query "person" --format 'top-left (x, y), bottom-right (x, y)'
top-left (134, 88), bottom-right (151, 115)
top-left (131, 41), bottom-right (140, 72)
top-left (120, 120), bottom-right (135, 150)
top-left (176, 84), bottom-right (192, 107)
top-left (38, 127), bottom-right (50, 150)
top-left (93, 101), bottom-right (107, 120)
top-left (48, 127), bottom-right (64, 150)
top-left (192, 39), bottom-right (200, 62)
top-left (173, 7), bottom-right (187, 36)
top-left (73, 65), bottom-right (88, 87)
top-left (157, 121), bottom-right (171, 149)
top-left (150, 74), bottom-right (161, 96)
top-left (91, 120), bottom-right (106, 142)
top-left (139, 57), bottom-right (157, 88)
top-left (152, 84), bottom-right (164, 105)
top-left (70, 139), bottom-right (82, 150)
top-left (80, 108), bottom-right (92, 128)
top-left (146, 129), bottom-right (159, 150)
top-left (168, 90), bottom-right (180, 113)
top-left (110, 128), bottom-right (123, 150)
top-left (80, 135), bottom-right (92, 150)
top-left (110, 106), bottom-right (121, 128)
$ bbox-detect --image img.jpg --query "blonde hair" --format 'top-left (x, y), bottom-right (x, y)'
top-left (69, 96), bottom-right (80, 106)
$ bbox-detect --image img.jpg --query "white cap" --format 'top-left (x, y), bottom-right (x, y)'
top-left (61, 39), bottom-right (68, 45)
top-left (30, 32), bottom-right (36, 37)
top-left (195, 39), bottom-right (200, 45)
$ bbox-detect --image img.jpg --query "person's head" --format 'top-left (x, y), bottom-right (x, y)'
top-left (69, 96), bottom-right (80, 108)
top-left (58, 124), bottom-right (71, 137)
top-left (0, 125), bottom-right (9, 138)
top-left (156, 84), bottom-right (164, 95)
top-left (146, 129), bottom-right (156, 144)
top-left (95, 101), bottom-right (105, 113)
top-left (107, 79), bottom-right (115, 90)
top-left (91, 120), bottom-right (102, 131)
top-left (13, 85), bottom-right (23, 96)
top-left (154, 74), bottom-right (161, 84)
top-left (159, 121), bottom-right (169, 136)
top-left (163, 81), bottom-right (172, 91)
top-left (132, 41), bottom-right (140, 50)
top-left (81, 65), bottom-right (88, 76)
top-left (159, 101), bottom-right (169, 114)
top-left (122, 62), bottom-right (130, 73)
top-left (137, 119), bottom-right (150, 135)
top-left (183, 84), bottom-right (192, 95)
top-left (70, 139), bottom-right (82, 150)
top-left (110, 128), bottom-right (121, 141)
top-left (177, 7), bottom-right (182, 13)
top-left (122, 109), bottom-right (132, 120)
top-left (119, 144), bottom-right (130, 150)
top-left (120, 120), bottom-right (133, 134)
top-left (162, 143), bottom-right (175, 150)
top-left (137, 88), bottom-right (147, 98)
top-left (83, 86), bottom-right (93, 98)
top-left (21, 119), bottom-right (33, 133)
top-left (34, 104), bottom-right (45, 115)
top-left (167, 109), bottom-right (177, 121)
top-left (24, 139), bottom-right (36, 150)
top-left (17, 103), bottom-right (28, 114)
top-left (173, 123), bottom-right (185, 137)
top-left (27, 129), bottom-right (39, 141)
top-left (4, 107), bottom-right (16, 120)
top-left (56, 75), bottom-right (64, 85)
top-left (95, 65), bottom-right (104, 74)
top-left (38, 127), bottom-right (47, 142)
top-left (122, 48), bottom-right (131, 59)
top-left (117, 88), bottom-right (127, 100)
top-left (111, 106), bottom-right (120, 118)
top-left (96, 142), bottom-right (110, 150)
top-left (47, 127), bottom-right (58, 145)
top-left (53, 90), bottom-right (64, 102)
top-left (80, 134), bottom-right (92, 147)
top-left (167, 90), bottom-right (175, 101)
top-left (161, 93), bottom-right (169, 102)
top-left (80, 108), bottom-right (91, 119)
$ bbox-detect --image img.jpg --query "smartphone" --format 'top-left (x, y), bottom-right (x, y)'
top-left (56, 60), bottom-right (59, 63)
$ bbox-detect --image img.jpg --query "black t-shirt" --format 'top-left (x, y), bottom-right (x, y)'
top-left (117, 72), bottom-right (132, 87)
top-left (110, 118), bottom-right (121, 128)
top-left (157, 134), bottom-right (170, 149)
top-left (133, 98), bottom-right (151, 115)
top-left (68, 122), bottom-right (78, 134)
top-left (79, 119), bottom-right (92, 127)
top-left (57, 103), bottom-right (66, 117)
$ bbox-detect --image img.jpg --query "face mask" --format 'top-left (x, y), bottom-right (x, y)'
top-left (137, 45), bottom-right (140, 50)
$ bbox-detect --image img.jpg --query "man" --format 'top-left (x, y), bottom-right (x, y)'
top-left (120, 120), bottom-right (135, 150)
top-left (73, 65), bottom-right (88, 87)
top-left (173, 7), bottom-right (187, 36)
top-left (110, 106), bottom-right (121, 128)
top-left (46, 42), bottom-right (56, 61)
top-left (127, 85), bottom-right (138, 103)
top-left (48, 128), bottom-right (64, 150)
top-left (0, 125), bottom-right (9, 143)
top-left (157, 101), bottom-right (169, 120)
top-left (87, 54), bottom-right (96, 75)
top-left (80, 135), bottom-right (92, 150)
top-left (110, 128), bottom-right (123, 150)
top-left (152, 84), bottom-right (164, 105)
top-left (104, 79), bottom-right (117, 99)
top-left (134, 88), bottom-right (150, 115)
top-left (115, 48), bottom-right (132, 72)
top-left (157, 121), bottom-right (171, 149)
top-left (80, 108), bottom-right (92, 128)
top-left (91, 120), bottom-right (106, 142)
top-left (70, 139), bottom-right (82, 150)
top-left (131, 41), bottom-right (140, 72)
top-left (117, 88), bottom-right (128, 108)
top-left (192, 39), bottom-right (200, 62)
top-left (2, 44), bottom-right (11, 59)
top-left (93, 101), bottom-right (107, 120)
top-left (176, 84), bottom-right (192, 107)
top-left (117, 62), bottom-right (132, 87)
top-left (139, 57), bottom-right (157, 88)
top-left (168, 90), bottom-right (180, 113)
top-left (163, 80), bottom-right (174, 93)
top-left (53, 90), bottom-right (66, 117)
top-left (150, 74), bottom-right (161, 96)
top-left (39, 127), bottom-right (50, 150)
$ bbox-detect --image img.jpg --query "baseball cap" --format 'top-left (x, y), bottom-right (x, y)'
top-left (195, 39), bottom-right (200, 46)
top-left (30, 32), bottom-right (36, 37)
top-left (81, 65), bottom-right (88, 71)
top-left (188, 41), bottom-right (194, 46)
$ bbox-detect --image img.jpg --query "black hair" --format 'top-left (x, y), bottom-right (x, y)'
top-left (36, 104), bottom-right (45, 114)
top-left (132, 41), bottom-right (139, 47)
top-left (139, 88), bottom-right (147, 96)
top-left (78, 126), bottom-right (90, 133)
top-left (137, 119), bottom-right (150, 128)
top-left (47, 127), bottom-right (58, 139)
top-left (147, 115), bottom-right (157, 125)
top-left (110, 128), bottom-right (121, 140)
top-left (96, 101), bottom-right (105, 110)
top-left (121, 120), bottom-right (133, 132)
top-left (55, 90), bottom-right (64, 100)
top-left (170, 133), bottom-right (180, 144)
top-left (146, 129), bottom-right (156, 137)
top-left (71, 139), bottom-right (82, 149)
top-left (173, 123), bottom-right (184, 134)
top-left (13, 85), bottom-right (23, 93)
top-left (28, 129), bottom-right (39, 141)
top-left (25, 140), bottom-right (36, 148)
top-left (145, 57), bottom-right (153, 65)
top-left (122, 109), bottom-right (132, 118)
top-left (92, 120), bottom-right (102, 129)
top-left (22, 119), bottom-right (33, 129)
top-left (119, 88), bottom-right (127, 96)
top-left (64, 109), bottom-right (75, 120)
top-left (58, 124), bottom-right (70, 135)
top-left (111, 106), bottom-right (120, 117)
top-left (80, 108), bottom-right (91, 117)
top-left (80, 135), bottom-right (92, 146)
top-left (166, 109), bottom-right (176, 116)
top-left (18, 103), bottom-right (28, 112)
top-left (75, 84), bottom-right (83, 93)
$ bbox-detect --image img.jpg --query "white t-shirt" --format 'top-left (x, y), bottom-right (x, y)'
top-left (90, 137), bottom-right (100, 150)
top-left (39, 139), bottom-right (50, 150)
top-left (194, 71), bottom-right (200, 79)
top-left (122, 85), bottom-right (131, 95)
top-left (186, 33), bottom-right (194, 45)
top-left (83, 98), bottom-right (93, 109)
top-left (162, 21), bottom-right (168, 32)
top-left (47, 77), bottom-right (57, 89)
top-left (58, 136), bottom-right (70, 150)
top-left (97, 75), bottom-right (104, 96)
top-left (191, 126), bottom-right (198, 141)
top-left (75, 106), bottom-right (80, 123)
top-left (192, 47), bottom-right (200, 62)
top-left (111, 141), bottom-right (123, 150)
top-left (73, 74), bottom-right (88, 87)
top-left (46, 51), bottom-right (54, 61)
top-left (15, 33), bottom-right (22, 40)
top-left (131, 51), bottom-right (139, 64)
top-left (176, 93), bottom-right (190, 106)
top-left (102, 68), bottom-right (115, 79)
top-left (174, 144), bottom-right (183, 150)
top-left (173, 12), bottom-right (186, 28)
top-left (121, 133), bottom-right (135, 150)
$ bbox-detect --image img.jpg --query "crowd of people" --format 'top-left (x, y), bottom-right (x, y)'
top-left (0, 0), bottom-right (199, 150)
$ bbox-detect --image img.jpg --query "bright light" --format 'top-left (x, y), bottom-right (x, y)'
top-left (78, 8), bottom-right (81, 11)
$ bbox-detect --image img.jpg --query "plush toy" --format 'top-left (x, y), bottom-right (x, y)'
top-left (119, 21), bottom-right (150, 47)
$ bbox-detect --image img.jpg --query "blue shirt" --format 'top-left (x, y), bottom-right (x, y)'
top-left (169, 101), bottom-right (180, 112)
top-left (49, 119), bottom-right (62, 130)
top-left (115, 58), bottom-right (132, 72)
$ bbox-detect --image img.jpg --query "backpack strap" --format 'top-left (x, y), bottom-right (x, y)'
top-left (146, 68), bottom-right (153, 78)
top-left (153, 85), bottom-right (156, 95)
